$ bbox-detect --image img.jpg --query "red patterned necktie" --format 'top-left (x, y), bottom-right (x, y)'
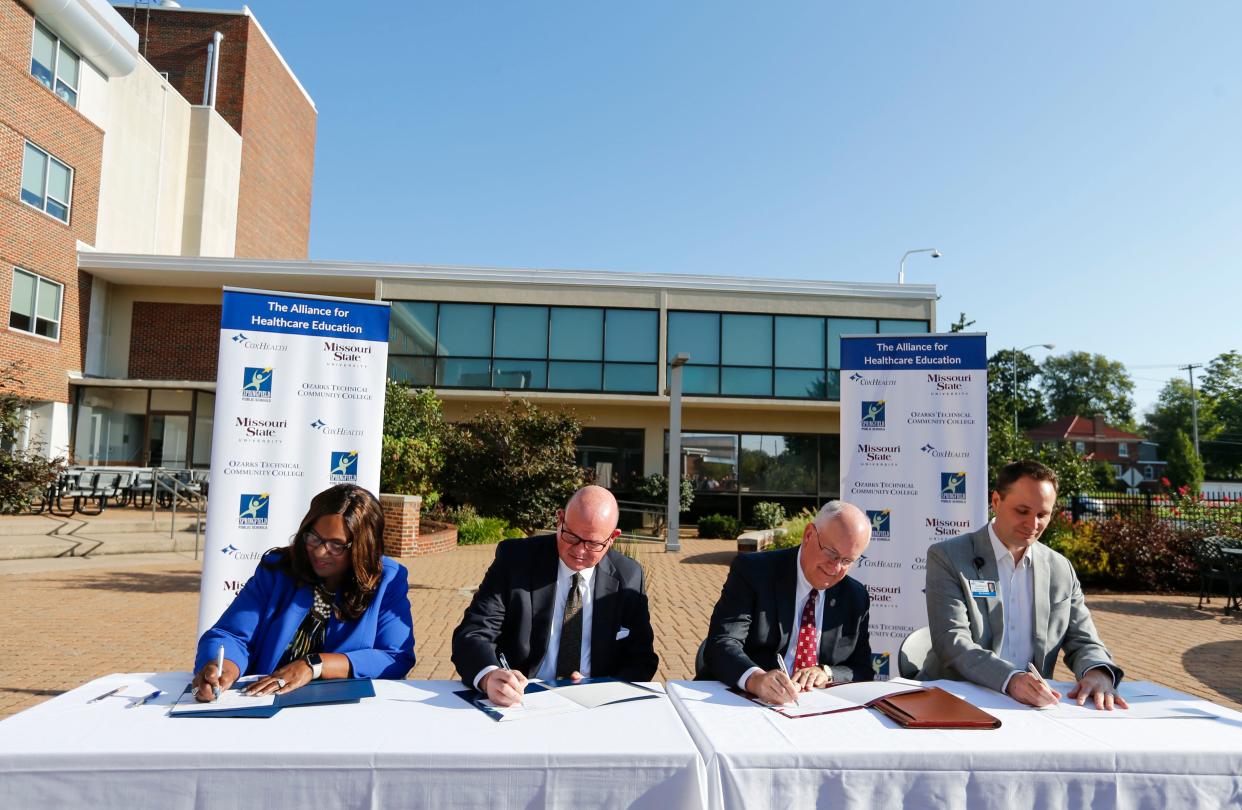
top-left (793, 589), bottom-right (819, 671)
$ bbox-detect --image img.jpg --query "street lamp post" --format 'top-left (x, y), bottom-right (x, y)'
top-left (898, 248), bottom-right (941, 284)
top-left (666, 353), bottom-right (690, 552)
top-left (1012, 343), bottom-right (1055, 434)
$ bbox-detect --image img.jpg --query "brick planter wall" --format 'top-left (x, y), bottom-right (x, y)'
top-left (379, 494), bottom-right (459, 557)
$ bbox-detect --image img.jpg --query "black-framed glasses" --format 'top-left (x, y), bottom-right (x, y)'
top-left (558, 519), bottom-right (612, 553)
top-left (809, 523), bottom-right (857, 568)
top-left (305, 530), bottom-right (352, 557)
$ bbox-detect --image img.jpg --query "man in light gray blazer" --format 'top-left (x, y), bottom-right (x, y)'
top-left (921, 460), bottom-right (1127, 710)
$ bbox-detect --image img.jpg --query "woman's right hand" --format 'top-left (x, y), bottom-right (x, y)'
top-left (191, 658), bottom-right (241, 702)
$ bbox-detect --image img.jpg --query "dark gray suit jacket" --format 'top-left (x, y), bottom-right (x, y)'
top-left (920, 526), bottom-right (1122, 693)
top-left (451, 534), bottom-right (658, 687)
top-left (698, 546), bottom-right (873, 686)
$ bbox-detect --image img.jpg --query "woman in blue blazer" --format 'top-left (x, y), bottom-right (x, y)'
top-left (191, 484), bottom-right (415, 700)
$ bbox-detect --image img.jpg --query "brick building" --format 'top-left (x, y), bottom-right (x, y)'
top-left (1027, 414), bottom-right (1167, 492)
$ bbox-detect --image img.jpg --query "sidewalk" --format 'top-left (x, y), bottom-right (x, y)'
top-left (0, 510), bottom-right (205, 560)
top-left (1, 539), bottom-right (1238, 718)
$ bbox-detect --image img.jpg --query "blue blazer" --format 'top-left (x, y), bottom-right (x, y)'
top-left (195, 553), bottom-right (416, 679)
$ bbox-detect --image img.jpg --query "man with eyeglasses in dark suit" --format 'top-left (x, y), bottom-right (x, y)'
top-left (452, 485), bottom-right (659, 707)
top-left (698, 501), bottom-right (874, 705)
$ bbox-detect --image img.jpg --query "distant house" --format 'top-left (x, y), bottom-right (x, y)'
top-left (1026, 415), bottom-right (1166, 492)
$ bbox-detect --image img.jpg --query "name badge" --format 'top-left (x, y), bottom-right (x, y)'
top-left (968, 579), bottom-right (998, 598)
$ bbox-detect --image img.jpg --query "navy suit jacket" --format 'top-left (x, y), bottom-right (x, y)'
top-left (195, 553), bottom-right (416, 679)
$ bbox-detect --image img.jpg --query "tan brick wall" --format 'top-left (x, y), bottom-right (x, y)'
top-left (127, 301), bottom-right (220, 381)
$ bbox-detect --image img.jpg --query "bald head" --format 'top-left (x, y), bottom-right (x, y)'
top-left (813, 500), bottom-right (871, 541)
top-left (557, 486), bottom-right (621, 571)
top-left (800, 500), bottom-right (872, 590)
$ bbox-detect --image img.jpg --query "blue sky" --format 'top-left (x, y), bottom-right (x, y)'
top-left (196, 1), bottom-right (1239, 416)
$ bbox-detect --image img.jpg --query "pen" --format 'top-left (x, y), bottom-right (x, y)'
top-left (126, 689), bottom-right (162, 709)
top-left (88, 685), bottom-right (124, 704)
top-left (1026, 662), bottom-right (1047, 686)
top-left (214, 644), bottom-right (225, 700)
top-left (776, 653), bottom-right (800, 706)
top-left (497, 653), bottom-right (522, 705)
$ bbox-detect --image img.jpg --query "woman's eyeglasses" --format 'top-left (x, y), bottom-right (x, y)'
top-left (305, 530), bottom-right (352, 556)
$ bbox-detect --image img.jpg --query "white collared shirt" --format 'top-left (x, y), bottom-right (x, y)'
top-left (737, 546), bottom-right (826, 691)
top-left (988, 520), bottom-right (1035, 690)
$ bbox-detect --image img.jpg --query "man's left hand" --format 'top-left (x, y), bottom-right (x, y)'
top-left (1067, 668), bottom-right (1129, 711)
top-left (790, 666), bottom-right (831, 691)
top-left (245, 659), bottom-right (314, 697)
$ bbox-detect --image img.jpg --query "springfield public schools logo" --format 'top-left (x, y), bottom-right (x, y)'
top-left (861, 401), bottom-right (886, 430)
top-left (940, 472), bottom-right (967, 503)
top-left (238, 493), bottom-right (270, 529)
top-left (241, 367), bottom-right (274, 401)
top-left (866, 509), bottom-right (891, 541)
top-left (871, 652), bottom-right (890, 679)
top-left (330, 451), bottom-right (359, 482)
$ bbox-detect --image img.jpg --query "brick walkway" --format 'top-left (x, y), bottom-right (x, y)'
top-left (1, 538), bottom-right (1239, 718)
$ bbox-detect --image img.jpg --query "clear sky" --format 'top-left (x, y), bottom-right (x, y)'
top-left (188, 1), bottom-right (1240, 417)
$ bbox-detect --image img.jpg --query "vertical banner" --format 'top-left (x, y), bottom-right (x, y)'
top-left (839, 332), bottom-right (988, 679)
top-left (198, 287), bottom-right (391, 634)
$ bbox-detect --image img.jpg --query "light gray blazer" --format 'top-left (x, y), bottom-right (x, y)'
top-left (919, 526), bottom-right (1121, 693)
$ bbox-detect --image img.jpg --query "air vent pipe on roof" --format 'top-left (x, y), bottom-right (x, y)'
top-left (202, 31), bottom-right (223, 108)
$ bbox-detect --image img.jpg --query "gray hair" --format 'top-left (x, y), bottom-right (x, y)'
top-left (817, 500), bottom-right (848, 523)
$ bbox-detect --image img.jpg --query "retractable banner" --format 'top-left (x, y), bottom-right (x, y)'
top-left (839, 332), bottom-right (988, 679)
top-left (197, 287), bottom-right (390, 634)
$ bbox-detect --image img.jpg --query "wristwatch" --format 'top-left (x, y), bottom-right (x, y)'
top-left (305, 653), bottom-right (324, 680)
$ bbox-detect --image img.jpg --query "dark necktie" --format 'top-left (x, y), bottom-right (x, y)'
top-left (556, 572), bottom-right (583, 678)
top-left (793, 589), bottom-right (819, 671)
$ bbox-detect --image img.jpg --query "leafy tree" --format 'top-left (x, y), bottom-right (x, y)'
top-left (635, 473), bottom-right (694, 513)
top-left (380, 382), bottom-right (445, 500)
top-left (1143, 378), bottom-right (1211, 457)
top-left (1165, 429), bottom-right (1204, 494)
top-left (988, 349), bottom-right (1048, 433)
top-left (949, 312), bottom-right (976, 333)
top-left (1034, 442), bottom-right (1101, 498)
top-left (1040, 352), bottom-right (1136, 430)
top-left (986, 419), bottom-right (1033, 492)
top-left (440, 398), bottom-right (584, 532)
top-left (0, 361), bottom-right (65, 514)
top-left (1200, 350), bottom-right (1242, 479)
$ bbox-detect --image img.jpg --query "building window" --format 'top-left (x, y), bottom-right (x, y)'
top-left (31, 21), bottom-right (80, 107)
top-left (1144, 465), bottom-right (1154, 480)
top-left (9, 267), bottom-right (63, 340)
top-left (1118, 442), bottom-right (1129, 458)
top-left (1074, 440), bottom-right (1086, 454)
top-left (387, 301), bottom-right (658, 394)
top-left (21, 142), bottom-right (73, 223)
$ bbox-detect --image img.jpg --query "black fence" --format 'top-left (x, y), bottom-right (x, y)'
top-left (1064, 491), bottom-right (1242, 536)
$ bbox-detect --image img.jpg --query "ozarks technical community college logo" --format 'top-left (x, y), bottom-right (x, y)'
top-left (238, 493), bottom-right (270, 529)
top-left (866, 509), bottom-right (891, 541)
top-left (860, 401), bottom-right (886, 430)
top-left (940, 472), bottom-right (967, 503)
top-left (329, 451), bottom-right (359, 483)
top-left (241, 367), bottom-right (274, 401)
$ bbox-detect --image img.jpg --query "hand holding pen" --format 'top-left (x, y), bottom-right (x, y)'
top-left (744, 654), bottom-right (801, 706)
top-left (482, 652), bottom-right (527, 708)
top-left (191, 653), bottom-right (241, 703)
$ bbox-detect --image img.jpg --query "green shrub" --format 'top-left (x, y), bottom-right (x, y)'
top-left (503, 526), bottom-right (527, 540)
top-left (380, 382), bottom-right (445, 499)
top-left (457, 515), bottom-right (511, 545)
top-left (752, 501), bottom-right (786, 530)
top-left (698, 514), bottom-right (741, 539)
top-left (0, 361), bottom-right (64, 514)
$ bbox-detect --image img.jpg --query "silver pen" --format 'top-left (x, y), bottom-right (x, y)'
top-left (498, 653), bottom-right (512, 671)
top-left (126, 689), bottom-right (162, 709)
top-left (88, 685), bottom-right (124, 704)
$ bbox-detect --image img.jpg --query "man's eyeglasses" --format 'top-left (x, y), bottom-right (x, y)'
top-left (558, 520), bottom-right (612, 553)
top-left (305, 530), bottom-right (352, 557)
top-left (809, 524), bottom-right (857, 568)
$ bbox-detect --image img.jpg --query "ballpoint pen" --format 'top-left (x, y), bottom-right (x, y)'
top-left (88, 685), bottom-right (124, 704)
top-left (214, 644), bottom-right (225, 701)
top-left (776, 653), bottom-right (800, 706)
top-left (496, 653), bottom-right (522, 705)
top-left (1026, 663), bottom-right (1057, 709)
top-left (126, 689), bottom-right (162, 709)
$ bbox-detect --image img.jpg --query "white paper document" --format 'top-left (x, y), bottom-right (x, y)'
top-left (1043, 697), bottom-right (1219, 721)
top-left (766, 681), bottom-right (923, 718)
top-left (480, 689), bottom-right (583, 722)
top-left (171, 676), bottom-right (277, 713)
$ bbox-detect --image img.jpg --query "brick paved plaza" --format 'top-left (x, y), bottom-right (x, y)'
top-left (1, 539), bottom-right (1239, 719)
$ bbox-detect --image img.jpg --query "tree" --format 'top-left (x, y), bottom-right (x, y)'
top-left (0, 361), bottom-right (64, 514)
top-left (1040, 352), bottom-right (1136, 430)
top-left (380, 382), bottom-right (445, 501)
top-left (987, 419), bottom-right (1033, 491)
top-left (1165, 429), bottom-right (1204, 494)
top-left (949, 312), bottom-right (976, 333)
top-left (1033, 442), bottom-right (1102, 498)
top-left (440, 398), bottom-right (584, 532)
top-left (1200, 350), bottom-right (1242, 479)
top-left (988, 349), bottom-right (1048, 433)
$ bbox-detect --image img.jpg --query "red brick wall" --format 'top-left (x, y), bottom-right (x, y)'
top-left (128, 301), bottom-right (221, 381)
top-left (0, 0), bottom-right (104, 404)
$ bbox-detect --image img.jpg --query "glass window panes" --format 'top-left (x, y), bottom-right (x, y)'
top-left (192, 392), bottom-right (214, 467)
top-left (20, 143), bottom-right (70, 222)
top-left (878, 318), bottom-right (929, 334)
top-left (493, 305), bottom-right (547, 359)
top-left (603, 363), bottom-right (656, 393)
top-left (21, 144), bottom-right (46, 208)
top-left (721, 367), bottom-right (772, 397)
top-left (605, 309), bottom-right (657, 362)
top-left (389, 302), bottom-right (437, 355)
top-left (550, 307), bottom-right (602, 360)
top-left (667, 312), bottom-right (720, 364)
top-left (437, 304), bottom-right (492, 357)
top-left (31, 23), bottom-right (55, 88)
top-left (438, 358), bottom-right (491, 387)
top-left (775, 316), bottom-right (824, 369)
top-left (74, 387), bottom-right (148, 465)
top-left (774, 369), bottom-right (825, 399)
top-left (828, 318), bottom-right (876, 368)
top-left (35, 277), bottom-right (60, 338)
top-left (9, 268), bottom-right (60, 340)
top-left (721, 314), bottom-right (772, 366)
top-left (818, 434), bottom-right (841, 496)
top-left (680, 365), bottom-right (719, 395)
top-left (9, 269), bottom-right (36, 332)
top-left (492, 359), bottom-right (546, 389)
top-left (675, 432), bottom-right (739, 492)
top-left (548, 361), bottom-right (601, 391)
top-left (149, 389), bottom-right (192, 411)
top-left (389, 356), bottom-right (435, 386)
top-left (576, 428), bottom-right (644, 493)
top-left (55, 45), bottom-right (79, 105)
top-left (740, 434), bottom-right (817, 494)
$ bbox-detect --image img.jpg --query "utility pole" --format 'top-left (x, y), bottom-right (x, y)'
top-left (1180, 363), bottom-right (1203, 458)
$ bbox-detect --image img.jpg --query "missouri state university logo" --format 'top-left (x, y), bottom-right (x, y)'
top-left (940, 471), bottom-right (967, 503)
top-left (238, 493), bottom-right (270, 529)
top-left (329, 451), bottom-right (359, 483)
top-left (866, 509), bottom-right (892, 541)
top-left (241, 367), bottom-right (274, 401)
top-left (861, 400), bottom-right (886, 430)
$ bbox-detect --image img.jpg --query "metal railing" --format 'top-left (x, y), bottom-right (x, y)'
top-left (150, 468), bottom-right (208, 557)
top-left (1064, 491), bottom-right (1242, 535)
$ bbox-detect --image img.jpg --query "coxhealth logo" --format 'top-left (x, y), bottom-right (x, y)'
top-left (848, 372), bottom-right (896, 388)
top-left (871, 653), bottom-right (890, 679)
top-left (238, 493), bottom-right (270, 529)
top-left (921, 443), bottom-right (970, 459)
top-left (940, 471), bottom-right (967, 503)
top-left (860, 400), bottom-right (886, 429)
top-left (311, 418), bottom-right (365, 437)
top-left (857, 554), bottom-right (902, 570)
top-left (232, 333), bottom-right (248, 343)
top-left (241, 367), bottom-right (273, 401)
top-left (330, 450), bottom-right (359, 482)
top-left (233, 332), bottom-right (288, 352)
top-left (866, 509), bottom-right (891, 541)
top-left (220, 543), bottom-right (264, 561)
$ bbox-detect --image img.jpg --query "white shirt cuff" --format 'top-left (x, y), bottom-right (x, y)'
top-left (738, 666), bottom-right (764, 692)
top-left (473, 665), bottom-right (499, 691)
top-left (1001, 669), bottom-right (1023, 694)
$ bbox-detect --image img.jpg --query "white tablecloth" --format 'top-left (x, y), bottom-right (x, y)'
top-left (0, 674), bottom-right (706, 809)
top-left (666, 679), bottom-right (1242, 810)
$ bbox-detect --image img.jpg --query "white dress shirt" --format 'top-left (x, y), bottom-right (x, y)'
top-left (988, 520), bottom-right (1034, 692)
top-left (737, 545), bottom-right (826, 691)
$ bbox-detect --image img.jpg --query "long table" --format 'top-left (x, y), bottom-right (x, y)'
top-left (0, 673), bottom-right (706, 809)
top-left (666, 678), bottom-right (1242, 810)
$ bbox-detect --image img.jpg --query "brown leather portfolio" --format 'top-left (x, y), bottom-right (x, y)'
top-left (871, 686), bottom-right (1002, 729)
